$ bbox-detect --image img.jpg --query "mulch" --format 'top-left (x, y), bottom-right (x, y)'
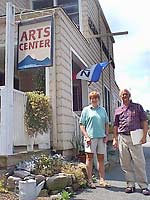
top-left (0, 192), bottom-right (19, 200)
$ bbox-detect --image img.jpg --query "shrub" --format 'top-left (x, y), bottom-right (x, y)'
top-left (61, 163), bottom-right (87, 187)
top-left (34, 154), bottom-right (63, 176)
top-left (25, 91), bottom-right (52, 137)
top-left (0, 176), bottom-right (7, 193)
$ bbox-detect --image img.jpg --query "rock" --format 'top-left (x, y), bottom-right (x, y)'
top-left (71, 174), bottom-right (77, 183)
top-left (51, 190), bottom-right (59, 195)
top-left (78, 163), bottom-right (88, 180)
top-left (23, 175), bottom-right (35, 181)
top-left (35, 174), bottom-right (46, 184)
top-left (65, 186), bottom-right (74, 193)
top-left (46, 174), bottom-right (69, 191)
top-left (49, 194), bottom-right (61, 200)
top-left (72, 182), bottom-right (80, 191)
top-left (5, 166), bottom-right (16, 177)
top-left (7, 176), bottom-right (22, 191)
top-left (14, 170), bottom-right (31, 178)
top-left (65, 174), bottom-right (73, 186)
top-left (38, 189), bottom-right (49, 197)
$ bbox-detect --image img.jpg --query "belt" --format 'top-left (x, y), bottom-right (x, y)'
top-left (119, 132), bottom-right (130, 135)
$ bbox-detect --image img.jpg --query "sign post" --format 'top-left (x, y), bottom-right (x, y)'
top-left (0, 2), bottom-right (15, 155)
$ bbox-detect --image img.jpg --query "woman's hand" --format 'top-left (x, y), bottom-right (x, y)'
top-left (103, 135), bottom-right (108, 143)
top-left (85, 136), bottom-right (91, 145)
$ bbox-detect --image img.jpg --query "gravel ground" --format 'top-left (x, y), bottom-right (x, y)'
top-left (0, 192), bottom-right (19, 200)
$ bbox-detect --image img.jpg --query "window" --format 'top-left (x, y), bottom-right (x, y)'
top-left (32, 0), bottom-right (79, 28)
top-left (32, 0), bottom-right (53, 10)
top-left (72, 53), bottom-right (87, 111)
top-left (58, 0), bottom-right (79, 26)
top-left (104, 86), bottom-right (110, 121)
top-left (72, 56), bottom-right (82, 111)
top-left (118, 101), bottom-right (121, 107)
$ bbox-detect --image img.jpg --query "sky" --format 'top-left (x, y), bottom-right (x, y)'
top-left (99, 0), bottom-right (150, 110)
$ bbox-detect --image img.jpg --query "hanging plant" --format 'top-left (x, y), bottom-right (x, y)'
top-left (25, 91), bottom-right (52, 137)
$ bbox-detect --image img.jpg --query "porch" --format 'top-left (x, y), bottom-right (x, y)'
top-left (0, 86), bottom-right (51, 154)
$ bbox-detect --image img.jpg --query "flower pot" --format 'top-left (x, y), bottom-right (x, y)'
top-left (77, 152), bottom-right (86, 163)
top-left (38, 143), bottom-right (50, 149)
top-left (27, 136), bottom-right (34, 152)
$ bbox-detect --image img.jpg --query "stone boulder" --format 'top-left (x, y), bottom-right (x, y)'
top-left (14, 170), bottom-right (31, 179)
top-left (46, 174), bottom-right (69, 192)
top-left (7, 176), bottom-right (21, 191)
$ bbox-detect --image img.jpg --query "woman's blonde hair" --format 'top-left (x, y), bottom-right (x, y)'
top-left (89, 91), bottom-right (100, 100)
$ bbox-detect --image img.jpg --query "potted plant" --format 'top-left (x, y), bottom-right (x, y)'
top-left (24, 91), bottom-right (52, 151)
top-left (71, 133), bottom-right (86, 163)
top-left (108, 124), bottom-right (114, 141)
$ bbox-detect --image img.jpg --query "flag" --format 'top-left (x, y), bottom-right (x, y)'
top-left (76, 61), bottom-right (111, 82)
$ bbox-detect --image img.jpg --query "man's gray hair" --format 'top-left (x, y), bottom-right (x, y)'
top-left (119, 89), bottom-right (131, 97)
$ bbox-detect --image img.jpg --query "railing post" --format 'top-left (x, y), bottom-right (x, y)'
top-left (0, 2), bottom-right (15, 155)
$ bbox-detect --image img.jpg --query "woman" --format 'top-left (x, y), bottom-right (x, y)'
top-left (79, 91), bottom-right (110, 188)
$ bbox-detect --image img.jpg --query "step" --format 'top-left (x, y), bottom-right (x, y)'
top-left (0, 148), bottom-right (50, 170)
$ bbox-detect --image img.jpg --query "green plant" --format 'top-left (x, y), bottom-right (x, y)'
top-left (71, 133), bottom-right (84, 155)
top-left (34, 154), bottom-right (63, 176)
top-left (92, 175), bottom-right (97, 183)
top-left (61, 190), bottom-right (72, 200)
top-left (0, 176), bottom-right (7, 193)
top-left (25, 91), bottom-right (52, 137)
top-left (61, 163), bottom-right (87, 187)
top-left (109, 124), bottom-right (114, 134)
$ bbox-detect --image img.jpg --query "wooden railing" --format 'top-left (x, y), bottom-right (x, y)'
top-left (13, 89), bottom-right (27, 145)
top-left (0, 87), bottom-right (50, 151)
top-left (72, 111), bottom-right (82, 138)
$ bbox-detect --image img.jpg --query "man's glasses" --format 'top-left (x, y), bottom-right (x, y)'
top-left (121, 93), bottom-right (129, 97)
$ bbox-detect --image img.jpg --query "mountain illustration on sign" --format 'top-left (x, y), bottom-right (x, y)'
top-left (18, 55), bottom-right (51, 69)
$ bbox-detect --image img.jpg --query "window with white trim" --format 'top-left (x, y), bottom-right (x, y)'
top-left (104, 86), bottom-right (110, 121)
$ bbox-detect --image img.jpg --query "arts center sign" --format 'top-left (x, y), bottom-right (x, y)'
top-left (17, 16), bottom-right (53, 70)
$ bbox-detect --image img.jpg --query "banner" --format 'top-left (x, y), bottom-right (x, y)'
top-left (76, 61), bottom-right (111, 82)
top-left (17, 16), bottom-right (53, 70)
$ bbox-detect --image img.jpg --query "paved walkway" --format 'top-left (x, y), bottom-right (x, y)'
top-left (72, 136), bottom-right (150, 200)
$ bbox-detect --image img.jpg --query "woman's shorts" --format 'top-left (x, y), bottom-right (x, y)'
top-left (84, 138), bottom-right (106, 154)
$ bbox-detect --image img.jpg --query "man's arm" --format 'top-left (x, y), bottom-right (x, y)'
top-left (140, 120), bottom-right (148, 144)
top-left (113, 125), bottom-right (119, 148)
top-left (105, 123), bottom-right (109, 135)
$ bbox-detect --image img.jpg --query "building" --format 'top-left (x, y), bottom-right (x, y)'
top-left (0, 0), bottom-right (121, 156)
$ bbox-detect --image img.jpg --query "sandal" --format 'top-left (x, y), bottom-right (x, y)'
top-left (141, 188), bottom-right (150, 195)
top-left (99, 180), bottom-right (111, 188)
top-left (87, 181), bottom-right (96, 189)
top-left (125, 186), bottom-right (135, 193)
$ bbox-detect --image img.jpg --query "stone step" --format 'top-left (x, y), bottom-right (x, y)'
top-left (0, 147), bottom-right (50, 170)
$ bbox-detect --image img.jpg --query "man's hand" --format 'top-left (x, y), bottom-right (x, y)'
top-left (140, 136), bottom-right (147, 144)
top-left (113, 138), bottom-right (118, 148)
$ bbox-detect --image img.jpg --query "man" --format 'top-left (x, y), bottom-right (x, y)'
top-left (113, 89), bottom-right (150, 195)
top-left (80, 91), bottom-right (110, 188)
